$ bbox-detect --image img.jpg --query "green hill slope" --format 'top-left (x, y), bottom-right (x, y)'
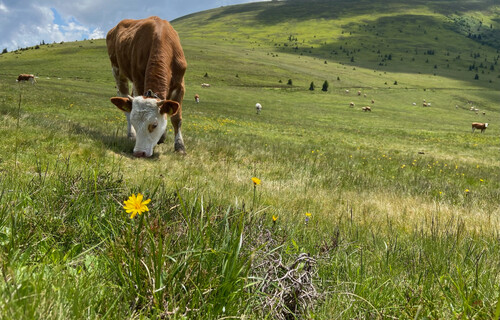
top-left (174, 0), bottom-right (500, 89)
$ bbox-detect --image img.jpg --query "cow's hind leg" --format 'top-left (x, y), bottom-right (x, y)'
top-left (112, 66), bottom-right (135, 139)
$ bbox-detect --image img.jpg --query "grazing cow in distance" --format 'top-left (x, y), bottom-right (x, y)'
top-left (107, 16), bottom-right (187, 157)
top-left (471, 122), bottom-right (488, 133)
top-left (357, 90), bottom-right (361, 96)
top-left (17, 74), bottom-right (36, 84)
top-left (345, 89), bottom-right (350, 94)
top-left (256, 103), bottom-right (262, 114)
top-left (412, 102), bottom-right (417, 106)
top-left (349, 102), bottom-right (355, 108)
top-left (362, 106), bottom-right (371, 112)
top-left (194, 94), bottom-right (200, 103)
top-left (201, 83), bottom-right (210, 88)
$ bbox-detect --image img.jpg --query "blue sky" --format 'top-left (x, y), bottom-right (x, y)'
top-left (0, 0), bottom-right (268, 52)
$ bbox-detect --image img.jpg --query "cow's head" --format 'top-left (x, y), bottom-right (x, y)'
top-left (485, 123), bottom-right (489, 127)
top-left (111, 95), bottom-right (179, 158)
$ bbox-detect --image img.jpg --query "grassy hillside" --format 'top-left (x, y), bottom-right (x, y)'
top-left (0, 0), bottom-right (499, 319)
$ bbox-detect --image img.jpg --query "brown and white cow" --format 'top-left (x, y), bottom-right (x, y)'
top-left (107, 16), bottom-right (187, 157)
top-left (471, 122), bottom-right (488, 133)
top-left (194, 94), bottom-right (200, 103)
top-left (17, 74), bottom-right (36, 84)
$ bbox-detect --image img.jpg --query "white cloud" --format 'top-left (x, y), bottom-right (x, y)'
top-left (0, 2), bottom-right (8, 13)
top-left (89, 27), bottom-right (105, 40)
top-left (0, 0), bottom-right (269, 51)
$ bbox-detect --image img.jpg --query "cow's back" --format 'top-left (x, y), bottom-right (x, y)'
top-left (106, 16), bottom-right (186, 98)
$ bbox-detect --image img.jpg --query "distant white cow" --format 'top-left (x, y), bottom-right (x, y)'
top-left (256, 103), bottom-right (262, 114)
top-left (201, 83), bottom-right (210, 88)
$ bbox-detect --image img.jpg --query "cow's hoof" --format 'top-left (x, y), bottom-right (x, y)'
top-left (175, 149), bottom-right (187, 155)
top-left (175, 145), bottom-right (187, 155)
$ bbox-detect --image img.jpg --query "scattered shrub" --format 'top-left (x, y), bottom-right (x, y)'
top-left (322, 81), bottom-right (329, 92)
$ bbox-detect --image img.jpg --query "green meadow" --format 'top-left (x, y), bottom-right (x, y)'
top-left (0, 0), bottom-right (499, 318)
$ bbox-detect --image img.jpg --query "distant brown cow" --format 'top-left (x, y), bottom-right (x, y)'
top-left (107, 16), bottom-right (187, 157)
top-left (471, 122), bottom-right (488, 133)
top-left (17, 74), bottom-right (36, 84)
top-left (362, 106), bottom-right (371, 112)
top-left (194, 94), bottom-right (200, 103)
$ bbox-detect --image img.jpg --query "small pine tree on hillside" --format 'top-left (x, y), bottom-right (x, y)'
top-left (287, 79), bottom-right (293, 85)
top-left (309, 82), bottom-right (315, 91)
top-left (322, 80), bottom-right (329, 92)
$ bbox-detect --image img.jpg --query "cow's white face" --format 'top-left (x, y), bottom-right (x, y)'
top-left (485, 123), bottom-right (489, 127)
top-left (110, 96), bottom-right (180, 158)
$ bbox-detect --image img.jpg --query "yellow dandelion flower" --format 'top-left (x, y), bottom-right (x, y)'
top-left (251, 177), bottom-right (261, 185)
top-left (305, 212), bottom-right (312, 217)
top-left (465, 189), bottom-right (469, 193)
top-left (480, 179), bottom-right (484, 182)
top-left (272, 215), bottom-right (278, 222)
top-left (123, 193), bottom-right (151, 219)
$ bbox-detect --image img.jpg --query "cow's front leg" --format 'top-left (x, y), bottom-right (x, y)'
top-left (170, 113), bottom-right (185, 154)
top-left (125, 111), bottom-right (136, 139)
top-left (111, 66), bottom-right (135, 139)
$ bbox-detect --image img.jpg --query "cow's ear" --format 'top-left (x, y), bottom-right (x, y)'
top-left (158, 100), bottom-right (179, 116)
top-left (110, 97), bottom-right (133, 112)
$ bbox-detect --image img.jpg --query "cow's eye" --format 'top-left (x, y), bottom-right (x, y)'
top-left (148, 122), bottom-right (158, 132)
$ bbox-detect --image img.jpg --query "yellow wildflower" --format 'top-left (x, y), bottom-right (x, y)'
top-left (272, 215), bottom-right (278, 222)
top-left (251, 177), bottom-right (261, 185)
top-left (123, 193), bottom-right (151, 219)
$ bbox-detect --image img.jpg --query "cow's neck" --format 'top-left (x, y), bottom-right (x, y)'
top-left (144, 61), bottom-right (169, 100)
